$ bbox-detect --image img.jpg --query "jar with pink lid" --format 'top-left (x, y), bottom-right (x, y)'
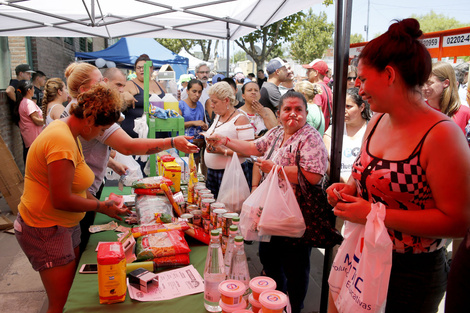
top-left (249, 276), bottom-right (276, 301)
top-left (219, 299), bottom-right (247, 313)
top-left (218, 280), bottom-right (246, 305)
top-left (248, 293), bottom-right (262, 313)
top-left (258, 290), bottom-right (288, 313)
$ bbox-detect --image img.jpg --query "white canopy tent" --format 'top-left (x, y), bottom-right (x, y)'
top-left (0, 0), bottom-right (322, 40)
top-left (0, 1), bottom-right (355, 312)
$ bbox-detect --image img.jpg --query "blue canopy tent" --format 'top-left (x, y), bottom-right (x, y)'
top-left (75, 37), bottom-right (189, 79)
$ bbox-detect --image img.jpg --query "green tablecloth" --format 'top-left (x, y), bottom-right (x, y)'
top-left (64, 187), bottom-right (208, 313)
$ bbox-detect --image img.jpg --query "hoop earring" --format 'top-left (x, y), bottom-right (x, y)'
top-left (83, 126), bottom-right (92, 135)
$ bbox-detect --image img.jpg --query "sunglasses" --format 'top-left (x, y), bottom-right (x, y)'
top-left (347, 76), bottom-right (357, 81)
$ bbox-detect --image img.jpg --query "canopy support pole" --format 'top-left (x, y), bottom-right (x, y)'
top-left (226, 22), bottom-right (230, 77)
top-left (319, 0), bottom-right (353, 312)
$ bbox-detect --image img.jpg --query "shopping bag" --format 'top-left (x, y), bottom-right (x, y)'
top-left (328, 202), bottom-right (393, 313)
top-left (257, 166), bottom-right (306, 238)
top-left (217, 152), bottom-right (251, 214)
top-left (112, 152), bottom-right (144, 186)
top-left (239, 167), bottom-right (275, 242)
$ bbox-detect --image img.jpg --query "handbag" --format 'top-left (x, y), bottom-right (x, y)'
top-left (285, 149), bottom-right (343, 248)
top-left (257, 166), bottom-right (306, 238)
top-left (328, 202), bottom-right (393, 313)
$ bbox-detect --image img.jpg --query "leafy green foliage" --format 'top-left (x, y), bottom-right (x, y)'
top-left (234, 12), bottom-right (305, 71)
top-left (411, 10), bottom-right (469, 33)
top-left (350, 33), bottom-right (365, 44)
top-left (290, 9), bottom-right (334, 64)
top-left (155, 38), bottom-right (214, 61)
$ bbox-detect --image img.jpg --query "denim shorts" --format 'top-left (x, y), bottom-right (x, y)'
top-left (14, 214), bottom-right (81, 271)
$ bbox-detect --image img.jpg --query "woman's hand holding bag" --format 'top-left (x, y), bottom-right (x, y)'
top-left (257, 166), bottom-right (306, 238)
top-left (328, 202), bottom-right (393, 313)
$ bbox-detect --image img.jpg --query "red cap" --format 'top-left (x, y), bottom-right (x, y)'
top-left (302, 59), bottom-right (328, 76)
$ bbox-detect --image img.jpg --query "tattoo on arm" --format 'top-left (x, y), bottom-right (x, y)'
top-left (146, 146), bottom-right (163, 154)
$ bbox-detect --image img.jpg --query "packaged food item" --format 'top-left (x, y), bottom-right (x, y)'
top-left (163, 160), bottom-right (181, 192)
top-left (222, 213), bottom-right (239, 236)
top-left (180, 213), bottom-right (194, 224)
top-left (201, 198), bottom-right (215, 218)
top-left (160, 182), bottom-right (183, 217)
top-left (184, 224), bottom-right (211, 245)
top-left (155, 213), bottom-right (177, 223)
top-left (219, 299), bottom-right (247, 313)
top-left (153, 253), bottom-right (191, 268)
top-left (108, 193), bottom-right (124, 208)
top-left (219, 280), bottom-right (246, 305)
top-left (97, 242), bottom-right (126, 304)
top-left (131, 221), bottom-right (190, 238)
top-left (249, 277), bottom-right (277, 301)
top-left (135, 194), bottom-right (173, 224)
top-left (135, 230), bottom-right (191, 261)
top-left (132, 176), bottom-right (173, 189)
top-left (249, 293), bottom-right (262, 313)
top-left (187, 154), bottom-right (198, 203)
top-left (258, 290), bottom-right (288, 313)
top-left (192, 210), bottom-right (203, 227)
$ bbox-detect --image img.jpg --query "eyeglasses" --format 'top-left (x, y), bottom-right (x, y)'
top-left (197, 71), bottom-right (210, 74)
top-left (347, 77), bottom-right (357, 81)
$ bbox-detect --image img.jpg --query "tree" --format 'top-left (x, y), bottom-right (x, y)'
top-left (233, 50), bottom-right (247, 63)
top-left (290, 10), bottom-right (334, 64)
top-left (411, 10), bottom-right (469, 33)
top-left (155, 38), bottom-right (214, 61)
top-left (350, 33), bottom-right (365, 44)
top-left (234, 12), bottom-right (305, 72)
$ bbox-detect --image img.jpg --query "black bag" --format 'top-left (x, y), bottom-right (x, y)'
top-left (285, 150), bottom-right (343, 248)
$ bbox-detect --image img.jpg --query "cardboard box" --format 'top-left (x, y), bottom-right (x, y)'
top-left (163, 161), bottom-right (181, 192)
top-left (0, 134), bottom-right (24, 215)
top-left (128, 268), bottom-right (159, 293)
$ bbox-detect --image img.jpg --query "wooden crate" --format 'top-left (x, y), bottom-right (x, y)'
top-left (0, 134), bottom-right (23, 215)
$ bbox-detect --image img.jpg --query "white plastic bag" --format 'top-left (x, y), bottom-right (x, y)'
top-left (328, 202), bottom-right (393, 313)
top-left (217, 152), bottom-right (251, 214)
top-left (257, 166), bottom-right (306, 238)
top-left (239, 168), bottom-right (276, 242)
top-left (113, 152), bottom-right (144, 186)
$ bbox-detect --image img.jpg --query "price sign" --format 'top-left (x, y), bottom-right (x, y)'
top-left (420, 37), bottom-right (440, 49)
top-left (443, 33), bottom-right (470, 47)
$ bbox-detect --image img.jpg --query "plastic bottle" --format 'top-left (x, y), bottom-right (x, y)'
top-left (231, 216), bottom-right (242, 236)
top-left (204, 229), bottom-right (226, 312)
top-left (228, 236), bottom-right (251, 300)
top-left (162, 93), bottom-right (179, 112)
top-left (149, 94), bottom-right (164, 112)
top-left (224, 225), bottom-right (239, 276)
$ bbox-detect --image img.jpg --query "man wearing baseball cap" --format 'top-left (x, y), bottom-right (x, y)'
top-left (303, 59), bottom-right (333, 130)
top-left (6, 64), bottom-right (35, 124)
top-left (259, 57), bottom-right (289, 114)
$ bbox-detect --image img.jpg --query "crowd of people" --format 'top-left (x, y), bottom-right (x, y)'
top-left (5, 16), bottom-right (470, 313)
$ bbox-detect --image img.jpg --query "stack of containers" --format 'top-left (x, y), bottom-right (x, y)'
top-left (248, 277), bottom-right (277, 313)
top-left (258, 290), bottom-right (288, 313)
top-left (218, 280), bottom-right (248, 313)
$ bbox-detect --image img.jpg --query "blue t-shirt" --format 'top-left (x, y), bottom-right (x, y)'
top-left (179, 100), bottom-right (205, 139)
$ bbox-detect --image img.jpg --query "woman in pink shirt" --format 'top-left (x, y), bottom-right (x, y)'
top-left (16, 80), bottom-right (44, 162)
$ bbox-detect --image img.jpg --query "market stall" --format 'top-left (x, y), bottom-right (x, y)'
top-left (64, 186), bottom-right (208, 313)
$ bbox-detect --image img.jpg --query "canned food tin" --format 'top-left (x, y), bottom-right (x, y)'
top-left (222, 212), bottom-right (239, 236)
top-left (180, 213), bottom-right (194, 224)
top-left (199, 193), bottom-right (214, 210)
top-left (201, 198), bottom-right (216, 218)
top-left (194, 185), bottom-right (206, 203)
top-left (202, 217), bottom-right (211, 233)
top-left (215, 209), bottom-right (228, 229)
top-left (211, 208), bottom-right (227, 228)
top-left (186, 204), bottom-right (198, 214)
top-left (192, 210), bottom-right (202, 227)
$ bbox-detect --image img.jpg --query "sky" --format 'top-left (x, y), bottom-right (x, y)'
top-left (310, 0), bottom-right (470, 41)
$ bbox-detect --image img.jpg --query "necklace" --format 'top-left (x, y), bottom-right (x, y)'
top-left (214, 109), bottom-right (236, 129)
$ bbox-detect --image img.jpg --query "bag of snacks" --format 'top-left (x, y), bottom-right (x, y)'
top-left (135, 230), bottom-right (191, 261)
top-left (132, 176), bottom-right (173, 189)
top-left (153, 254), bottom-right (190, 268)
top-left (135, 194), bottom-right (173, 224)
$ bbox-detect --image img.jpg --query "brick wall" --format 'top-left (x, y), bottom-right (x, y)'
top-left (8, 37), bottom-right (28, 77)
top-left (35, 38), bottom-right (76, 80)
top-left (0, 92), bottom-right (25, 173)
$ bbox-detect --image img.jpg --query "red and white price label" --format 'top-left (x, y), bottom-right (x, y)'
top-left (443, 33), bottom-right (470, 47)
